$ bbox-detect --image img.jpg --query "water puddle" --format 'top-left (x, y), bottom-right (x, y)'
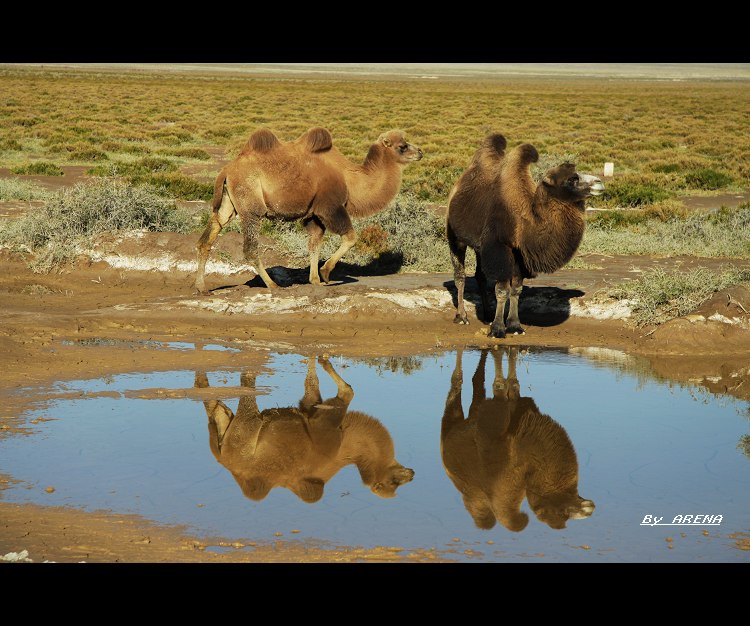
top-left (60, 338), bottom-right (241, 352)
top-left (2, 347), bottom-right (749, 562)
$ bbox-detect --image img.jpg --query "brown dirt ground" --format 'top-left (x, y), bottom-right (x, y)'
top-left (2, 172), bottom-right (750, 563)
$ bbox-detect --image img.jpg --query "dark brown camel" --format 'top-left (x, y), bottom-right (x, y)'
top-left (194, 357), bottom-right (414, 502)
top-left (441, 348), bottom-right (595, 531)
top-left (195, 127), bottom-right (423, 293)
top-left (446, 133), bottom-right (604, 338)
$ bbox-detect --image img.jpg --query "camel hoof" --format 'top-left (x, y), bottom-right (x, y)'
top-left (453, 314), bottom-right (469, 325)
top-left (506, 325), bottom-right (525, 336)
top-left (320, 267), bottom-right (332, 284)
top-left (488, 325), bottom-right (506, 339)
top-left (195, 288), bottom-right (210, 296)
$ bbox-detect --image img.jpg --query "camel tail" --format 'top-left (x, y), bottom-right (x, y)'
top-left (242, 128), bottom-right (281, 154)
top-left (212, 170), bottom-right (227, 211)
top-left (302, 127), bottom-right (333, 153)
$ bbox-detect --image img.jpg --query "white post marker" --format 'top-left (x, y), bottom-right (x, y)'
top-left (603, 162), bottom-right (614, 177)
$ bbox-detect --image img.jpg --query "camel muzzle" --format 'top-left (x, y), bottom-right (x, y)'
top-left (580, 174), bottom-right (605, 196)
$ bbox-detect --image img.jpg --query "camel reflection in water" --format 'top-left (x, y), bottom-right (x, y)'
top-left (441, 348), bottom-right (595, 531)
top-left (195, 357), bottom-right (414, 503)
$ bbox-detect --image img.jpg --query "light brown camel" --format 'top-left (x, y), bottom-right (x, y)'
top-left (446, 133), bottom-right (604, 338)
top-left (195, 127), bottom-right (423, 293)
top-left (194, 357), bottom-right (414, 502)
top-left (441, 348), bottom-right (595, 531)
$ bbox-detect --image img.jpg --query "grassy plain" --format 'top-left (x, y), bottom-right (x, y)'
top-left (1, 65), bottom-right (748, 203)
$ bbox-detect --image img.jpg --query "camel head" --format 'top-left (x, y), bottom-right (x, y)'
top-left (528, 493), bottom-right (596, 529)
top-left (378, 130), bottom-right (423, 164)
top-left (541, 163), bottom-right (605, 203)
top-left (370, 464), bottom-right (415, 498)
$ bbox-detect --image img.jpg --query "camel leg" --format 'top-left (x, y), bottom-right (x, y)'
top-left (195, 191), bottom-right (237, 295)
top-left (489, 349), bottom-right (507, 398)
top-left (320, 229), bottom-right (357, 285)
top-left (480, 243), bottom-right (514, 338)
top-left (299, 357), bottom-right (323, 414)
top-left (306, 357), bottom-right (351, 445)
top-left (240, 213), bottom-right (279, 289)
top-left (318, 357), bottom-right (354, 405)
top-left (490, 348), bottom-right (521, 400)
top-left (304, 218), bottom-right (326, 285)
top-left (238, 370), bottom-right (262, 413)
top-left (489, 281), bottom-right (510, 338)
top-left (320, 206), bottom-right (357, 284)
top-left (475, 255), bottom-right (492, 323)
top-left (441, 348), bottom-right (465, 436)
top-left (505, 277), bottom-right (525, 335)
top-left (448, 226), bottom-right (469, 325)
top-left (467, 349), bottom-right (488, 420)
top-left (195, 371), bottom-right (236, 456)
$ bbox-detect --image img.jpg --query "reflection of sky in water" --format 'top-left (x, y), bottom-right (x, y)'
top-left (1, 349), bottom-right (748, 562)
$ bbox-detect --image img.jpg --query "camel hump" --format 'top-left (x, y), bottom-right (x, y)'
top-left (484, 133), bottom-right (507, 156)
top-left (300, 127), bottom-right (333, 153)
top-left (515, 143), bottom-right (539, 164)
top-left (243, 128), bottom-right (281, 154)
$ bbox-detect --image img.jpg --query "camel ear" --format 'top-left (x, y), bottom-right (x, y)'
top-left (380, 135), bottom-right (392, 147)
top-left (542, 174), bottom-right (555, 186)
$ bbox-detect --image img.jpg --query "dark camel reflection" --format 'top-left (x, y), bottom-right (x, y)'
top-left (195, 357), bottom-right (414, 503)
top-left (441, 348), bottom-right (595, 531)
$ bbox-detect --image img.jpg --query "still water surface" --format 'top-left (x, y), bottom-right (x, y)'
top-left (2, 347), bottom-right (748, 562)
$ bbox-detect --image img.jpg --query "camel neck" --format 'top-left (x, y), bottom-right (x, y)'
top-left (343, 144), bottom-right (402, 219)
top-left (518, 187), bottom-right (586, 275)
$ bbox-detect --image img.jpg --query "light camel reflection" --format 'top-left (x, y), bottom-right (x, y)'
top-left (195, 357), bottom-right (414, 503)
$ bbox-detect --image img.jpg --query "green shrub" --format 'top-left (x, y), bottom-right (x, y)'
top-left (0, 138), bottom-right (23, 151)
top-left (0, 178), bottom-right (52, 201)
top-left (160, 147), bottom-right (212, 160)
top-left (135, 156), bottom-right (178, 173)
top-left (587, 210), bottom-right (646, 230)
top-left (684, 168), bottom-right (733, 190)
top-left (101, 141), bottom-right (151, 155)
top-left (603, 180), bottom-right (670, 207)
top-left (12, 117), bottom-right (40, 127)
top-left (11, 161), bottom-right (64, 176)
top-left (0, 177), bottom-right (194, 272)
top-left (599, 265), bottom-right (750, 326)
top-left (67, 148), bottom-right (109, 161)
top-left (132, 172), bottom-right (214, 201)
top-left (651, 163), bottom-right (681, 173)
top-left (581, 205), bottom-right (750, 258)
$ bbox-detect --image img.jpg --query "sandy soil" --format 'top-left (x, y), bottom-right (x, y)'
top-left (2, 174), bottom-right (750, 563)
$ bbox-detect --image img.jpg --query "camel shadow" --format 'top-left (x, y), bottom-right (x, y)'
top-left (443, 279), bottom-right (585, 328)
top-left (225, 251), bottom-right (405, 289)
top-left (241, 268), bottom-right (359, 289)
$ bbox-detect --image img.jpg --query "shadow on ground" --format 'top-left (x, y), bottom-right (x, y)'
top-left (443, 278), bottom-right (585, 327)
top-left (217, 253), bottom-right (406, 289)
